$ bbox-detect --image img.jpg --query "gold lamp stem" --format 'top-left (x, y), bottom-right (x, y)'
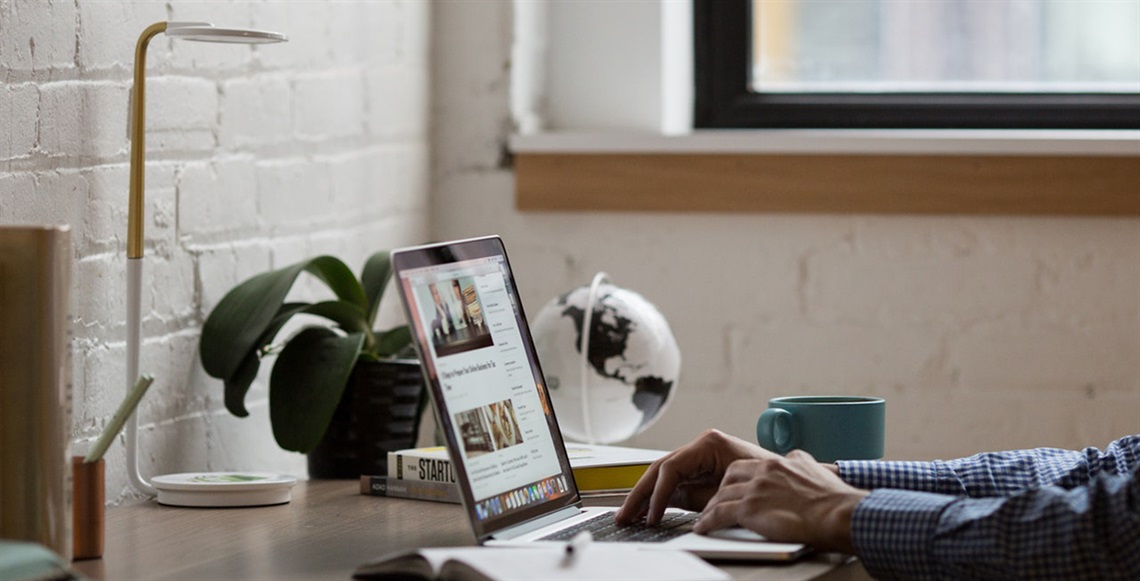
top-left (125, 22), bottom-right (166, 498)
top-left (127, 22), bottom-right (167, 260)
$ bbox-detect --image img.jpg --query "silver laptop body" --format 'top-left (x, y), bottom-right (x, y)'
top-left (391, 236), bottom-right (807, 561)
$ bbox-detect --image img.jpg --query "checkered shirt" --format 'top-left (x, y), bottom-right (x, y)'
top-left (837, 434), bottom-right (1140, 580)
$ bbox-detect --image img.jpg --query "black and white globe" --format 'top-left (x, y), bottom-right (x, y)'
top-left (531, 274), bottom-right (680, 444)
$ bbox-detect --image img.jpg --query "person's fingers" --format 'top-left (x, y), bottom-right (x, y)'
top-left (615, 459), bottom-right (660, 523)
top-left (617, 429), bottom-right (764, 525)
top-left (693, 487), bottom-right (751, 534)
top-left (691, 460), bottom-right (746, 532)
top-left (644, 450), bottom-right (706, 524)
top-left (616, 446), bottom-right (695, 524)
top-left (613, 499), bottom-right (649, 524)
top-left (618, 431), bottom-right (724, 524)
top-left (694, 450), bottom-right (866, 552)
top-left (673, 480), bottom-right (719, 511)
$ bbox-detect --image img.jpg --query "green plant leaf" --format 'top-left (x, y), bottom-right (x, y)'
top-left (376, 325), bottom-right (412, 358)
top-left (262, 302), bottom-right (313, 345)
top-left (201, 265), bottom-right (308, 380)
top-left (221, 302), bottom-right (311, 417)
top-left (306, 256), bottom-right (368, 311)
top-left (224, 351), bottom-right (260, 418)
top-left (302, 301), bottom-right (369, 335)
top-left (360, 251), bottom-right (393, 326)
top-left (200, 256), bottom-right (365, 382)
top-left (222, 300), bottom-right (368, 419)
top-left (268, 327), bottom-right (365, 453)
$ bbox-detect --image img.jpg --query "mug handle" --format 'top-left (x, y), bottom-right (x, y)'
top-left (756, 408), bottom-right (796, 454)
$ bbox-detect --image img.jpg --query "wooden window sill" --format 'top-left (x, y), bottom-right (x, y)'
top-left (512, 131), bottom-right (1140, 215)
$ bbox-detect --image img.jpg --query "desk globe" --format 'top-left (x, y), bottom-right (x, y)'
top-left (531, 273), bottom-right (680, 444)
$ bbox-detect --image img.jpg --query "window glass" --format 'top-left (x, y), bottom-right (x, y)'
top-left (752, 0), bottom-right (1140, 94)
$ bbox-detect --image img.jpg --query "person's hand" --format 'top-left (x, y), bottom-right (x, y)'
top-left (692, 449), bottom-right (868, 553)
top-left (615, 429), bottom-right (777, 526)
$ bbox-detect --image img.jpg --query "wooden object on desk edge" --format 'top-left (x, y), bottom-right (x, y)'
top-left (72, 456), bottom-right (105, 560)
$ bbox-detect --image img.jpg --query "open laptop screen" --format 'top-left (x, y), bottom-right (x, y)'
top-left (391, 236), bottom-right (580, 541)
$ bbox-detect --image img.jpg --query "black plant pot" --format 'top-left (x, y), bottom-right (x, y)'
top-left (307, 358), bottom-right (427, 479)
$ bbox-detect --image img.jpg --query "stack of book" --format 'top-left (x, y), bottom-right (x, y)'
top-left (360, 443), bottom-right (667, 503)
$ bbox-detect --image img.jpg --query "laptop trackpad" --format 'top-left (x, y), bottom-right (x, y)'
top-left (705, 527), bottom-right (768, 542)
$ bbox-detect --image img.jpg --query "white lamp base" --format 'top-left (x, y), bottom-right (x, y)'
top-left (150, 472), bottom-right (297, 507)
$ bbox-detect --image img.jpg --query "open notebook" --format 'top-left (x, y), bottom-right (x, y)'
top-left (354, 545), bottom-right (729, 580)
top-left (391, 236), bottom-right (808, 561)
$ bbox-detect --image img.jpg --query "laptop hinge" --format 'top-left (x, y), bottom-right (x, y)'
top-left (490, 506), bottom-right (582, 541)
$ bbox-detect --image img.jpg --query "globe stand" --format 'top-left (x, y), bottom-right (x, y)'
top-left (578, 272), bottom-right (611, 444)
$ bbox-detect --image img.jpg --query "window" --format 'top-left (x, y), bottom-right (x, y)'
top-left (695, 0), bottom-right (1140, 129)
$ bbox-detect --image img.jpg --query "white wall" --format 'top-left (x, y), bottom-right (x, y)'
top-left (432, 1), bottom-right (1140, 460)
top-left (1, 0), bottom-right (431, 501)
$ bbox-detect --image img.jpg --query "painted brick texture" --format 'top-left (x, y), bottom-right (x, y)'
top-left (1, 0), bottom-right (430, 501)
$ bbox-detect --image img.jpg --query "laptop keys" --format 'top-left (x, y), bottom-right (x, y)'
top-left (539, 512), bottom-right (698, 543)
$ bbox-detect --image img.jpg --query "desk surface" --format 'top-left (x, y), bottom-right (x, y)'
top-left (72, 480), bottom-right (868, 581)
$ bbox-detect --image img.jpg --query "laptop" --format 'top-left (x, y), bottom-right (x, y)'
top-left (390, 236), bottom-right (808, 561)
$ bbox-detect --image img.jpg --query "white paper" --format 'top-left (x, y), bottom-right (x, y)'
top-left (417, 545), bottom-right (730, 581)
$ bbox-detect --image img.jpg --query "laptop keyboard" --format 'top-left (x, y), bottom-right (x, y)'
top-left (538, 512), bottom-right (698, 543)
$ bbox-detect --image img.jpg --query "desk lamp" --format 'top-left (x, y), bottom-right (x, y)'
top-left (124, 22), bottom-right (293, 507)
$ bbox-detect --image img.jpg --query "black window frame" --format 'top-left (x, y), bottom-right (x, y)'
top-left (694, 0), bottom-right (1140, 130)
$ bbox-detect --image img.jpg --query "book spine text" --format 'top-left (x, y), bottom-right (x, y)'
top-left (360, 475), bottom-right (461, 504)
top-left (389, 453), bottom-right (457, 484)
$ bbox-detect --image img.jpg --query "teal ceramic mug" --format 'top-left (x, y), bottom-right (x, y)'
top-left (756, 396), bottom-right (885, 462)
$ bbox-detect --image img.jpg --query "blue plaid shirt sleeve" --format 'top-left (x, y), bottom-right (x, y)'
top-left (837, 435), bottom-right (1140, 580)
top-left (839, 434), bottom-right (1140, 497)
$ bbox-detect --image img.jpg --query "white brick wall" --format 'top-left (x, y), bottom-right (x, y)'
top-left (1, 83), bottom-right (38, 159)
top-left (39, 82), bottom-right (129, 158)
top-left (1, 0), bottom-right (430, 501)
top-left (219, 75), bottom-right (293, 148)
top-left (431, 1), bottom-right (1140, 461)
top-left (293, 71), bottom-right (366, 140)
top-left (3, 0), bottom-right (78, 71)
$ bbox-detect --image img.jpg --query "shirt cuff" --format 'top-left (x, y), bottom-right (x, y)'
top-left (838, 459), bottom-right (948, 494)
top-left (851, 489), bottom-right (956, 580)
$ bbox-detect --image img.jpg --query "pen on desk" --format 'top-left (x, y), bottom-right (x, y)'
top-left (562, 530), bottom-right (593, 565)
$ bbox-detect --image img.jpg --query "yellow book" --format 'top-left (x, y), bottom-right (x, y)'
top-left (562, 443), bottom-right (666, 491)
top-left (386, 443), bottom-right (666, 492)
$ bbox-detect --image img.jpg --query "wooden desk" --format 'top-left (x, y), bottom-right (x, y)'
top-left (72, 480), bottom-right (869, 580)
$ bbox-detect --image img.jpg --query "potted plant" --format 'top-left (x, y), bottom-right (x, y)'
top-left (198, 251), bottom-right (426, 478)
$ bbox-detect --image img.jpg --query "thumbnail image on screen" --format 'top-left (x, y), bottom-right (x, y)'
top-left (454, 398), bottom-right (525, 459)
top-left (418, 276), bottom-right (493, 357)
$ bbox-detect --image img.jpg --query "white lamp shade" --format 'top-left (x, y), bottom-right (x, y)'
top-left (165, 22), bottom-right (287, 44)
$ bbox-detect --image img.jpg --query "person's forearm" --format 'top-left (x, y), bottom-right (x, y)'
top-left (851, 469), bottom-right (1140, 580)
top-left (838, 435), bottom-right (1140, 498)
top-left (838, 453), bottom-right (1061, 497)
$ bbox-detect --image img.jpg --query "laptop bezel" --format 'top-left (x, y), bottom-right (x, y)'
top-left (390, 235), bottom-right (583, 543)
